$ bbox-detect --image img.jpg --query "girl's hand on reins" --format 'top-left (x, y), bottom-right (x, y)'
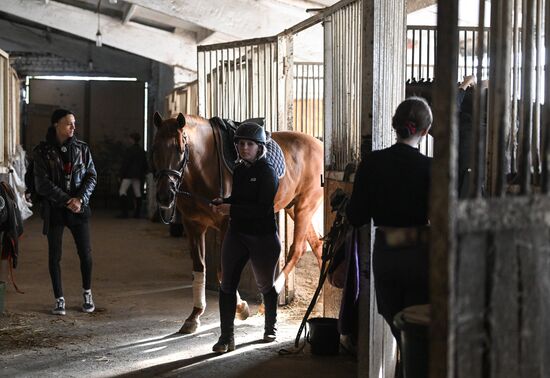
top-left (210, 203), bottom-right (230, 215)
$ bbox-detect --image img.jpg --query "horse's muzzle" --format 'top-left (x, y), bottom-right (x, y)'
top-left (156, 189), bottom-right (175, 208)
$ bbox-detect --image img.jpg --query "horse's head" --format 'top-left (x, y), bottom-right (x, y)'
top-left (152, 112), bottom-right (188, 210)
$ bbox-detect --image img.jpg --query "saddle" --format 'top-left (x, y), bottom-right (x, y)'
top-left (209, 117), bottom-right (286, 178)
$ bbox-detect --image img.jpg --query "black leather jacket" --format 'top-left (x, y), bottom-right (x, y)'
top-left (33, 127), bottom-right (97, 210)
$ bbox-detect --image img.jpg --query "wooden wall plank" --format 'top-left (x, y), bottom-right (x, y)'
top-left (455, 233), bottom-right (487, 378)
top-left (489, 231), bottom-right (520, 378)
top-left (518, 228), bottom-right (546, 377)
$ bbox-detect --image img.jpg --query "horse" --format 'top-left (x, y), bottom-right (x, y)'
top-left (152, 112), bottom-right (324, 333)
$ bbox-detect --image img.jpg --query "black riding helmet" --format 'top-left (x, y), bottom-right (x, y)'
top-left (233, 121), bottom-right (266, 145)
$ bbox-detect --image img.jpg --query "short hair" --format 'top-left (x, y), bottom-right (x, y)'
top-left (51, 109), bottom-right (74, 126)
top-left (392, 97), bottom-right (433, 139)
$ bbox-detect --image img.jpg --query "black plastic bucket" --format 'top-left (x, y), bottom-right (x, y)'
top-left (307, 317), bottom-right (340, 355)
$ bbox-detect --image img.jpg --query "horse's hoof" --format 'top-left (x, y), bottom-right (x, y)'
top-left (257, 303), bottom-right (265, 315)
top-left (235, 300), bottom-right (250, 321)
top-left (178, 319), bottom-right (200, 334)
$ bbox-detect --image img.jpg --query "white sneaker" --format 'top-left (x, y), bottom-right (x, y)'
top-left (82, 291), bottom-right (95, 313)
top-left (52, 297), bottom-right (66, 316)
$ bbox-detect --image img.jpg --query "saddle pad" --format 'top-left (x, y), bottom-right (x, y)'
top-left (266, 139), bottom-right (286, 179)
top-left (210, 117), bottom-right (286, 178)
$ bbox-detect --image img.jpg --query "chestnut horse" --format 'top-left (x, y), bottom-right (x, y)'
top-left (152, 112), bottom-right (323, 333)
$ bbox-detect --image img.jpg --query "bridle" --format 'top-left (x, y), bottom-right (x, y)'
top-left (154, 123), bottom-right (225, 225)
top-left (154, 132), bottom-right (190, 224)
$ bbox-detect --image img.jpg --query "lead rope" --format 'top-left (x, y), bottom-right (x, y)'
top-left (209, 121), bottom-right (224, 198)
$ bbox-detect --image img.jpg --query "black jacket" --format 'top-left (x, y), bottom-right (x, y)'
top-left (120, 143), bottom-right (148, 180)
top-left (346, 143), bottom-right (431, 228)
top-left (224, 157), bottom-right (279, 235)
top-left (33, 127), bottom-right (97, 232)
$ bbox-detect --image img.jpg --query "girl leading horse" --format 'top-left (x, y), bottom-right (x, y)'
top-left (152, 112), bottom-right (323, 333)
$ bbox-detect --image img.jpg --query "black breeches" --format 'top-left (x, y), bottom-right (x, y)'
top-left (220, 226), bottom-right (281, 295)
top-left (47, 221), bottom-right (92, 298)
top-left (372, 235), bottom-right (429, 343)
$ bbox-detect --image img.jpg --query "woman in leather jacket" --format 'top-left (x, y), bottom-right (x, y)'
top-left (33, 109), bottom-right (97, 316)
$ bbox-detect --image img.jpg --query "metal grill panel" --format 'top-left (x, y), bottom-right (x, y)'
top-left (198, 38), bottom-right (282, 132)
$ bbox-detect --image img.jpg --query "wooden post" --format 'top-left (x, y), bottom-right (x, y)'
top-left (430, 1), bottom-right (458, 377)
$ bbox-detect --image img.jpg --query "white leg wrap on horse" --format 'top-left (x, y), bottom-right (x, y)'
top-left (274, 273), bottom-right (286, 294)
top-left (192, 271), bottom-right (206, 310)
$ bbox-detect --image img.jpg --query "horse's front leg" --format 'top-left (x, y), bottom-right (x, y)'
top-left (179, 220), bottom-right (207, 334)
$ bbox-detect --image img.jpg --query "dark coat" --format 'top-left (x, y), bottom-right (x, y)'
top-left (223, 157), bottom-right (279, 235)
top-left (120, 143), bottom-right (148, 180)
top-left (33, 127), bottom-right (97, 234)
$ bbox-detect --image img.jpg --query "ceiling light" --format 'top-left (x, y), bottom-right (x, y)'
top-left (95, 30), bottom-right (102, 47)
top-left (96, 0), bottom-right (102, 47)
top-left (109, 0), bottom-right (118, 3)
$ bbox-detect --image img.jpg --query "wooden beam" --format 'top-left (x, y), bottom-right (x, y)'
top-left (430, 1), bottom-right (459, 377)
top-left (1, 0), bottom-right (197, 71)
top-left (124, 0), bottom-right (309, 39)
top-left (407, 0), bottom-right (437, 13)
top-left (122, 3), bottom-right (137, 24)
top-left (0, 19), bottom-right (154, 80)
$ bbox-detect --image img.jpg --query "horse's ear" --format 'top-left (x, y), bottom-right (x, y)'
top-left (153, 112), bottom-right (163, 129)
top-left (177, 113), bottom-right (186, 129)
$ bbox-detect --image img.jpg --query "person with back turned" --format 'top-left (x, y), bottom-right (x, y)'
top-left (117, 132), bottom-right (148, 218)
top-left (346, 97), bottom-right (433, 376)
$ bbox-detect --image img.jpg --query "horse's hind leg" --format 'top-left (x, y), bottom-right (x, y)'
top-left (281, 205), bottom-right (315, 278)
top-left (306, 222), bottom-right (323, 267)
top-left (179, 220), bottom-right (208, 334)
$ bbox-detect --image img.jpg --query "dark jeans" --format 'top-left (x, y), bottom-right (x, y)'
top-left (220, 226), bottom-right (281, 295)
top-left (47, 221), bottom-right (92, 298)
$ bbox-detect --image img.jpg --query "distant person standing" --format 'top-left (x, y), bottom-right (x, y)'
top-left (33, 109), bottom-right (97, 315)
top-left (117, 132), bottom-right (148, 218)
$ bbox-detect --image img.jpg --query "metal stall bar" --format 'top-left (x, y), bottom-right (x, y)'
top-left (198, 36), bottom-right (279, 128)
top-left (0, 50), bottom-right (8, 168)
top-left (510, 0), bottom-right (521, 175)
top-left (487, 0), bottom-right (513, 196)
top-left (542, 0), bottom-right (550, 192)
top-left (518, 0), bottom-right (536, 194)
top-left (325, 1), bottom-right (362, 170)
top-left (532, 0), bottom-right (544, 186)
top-left (406, 26), bottom-right (493, 82)
top-left (469, 0), bottom-right (487, 198)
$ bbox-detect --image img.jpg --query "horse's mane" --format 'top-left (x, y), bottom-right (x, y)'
top-left (182, 114), bottom-right (207, 126)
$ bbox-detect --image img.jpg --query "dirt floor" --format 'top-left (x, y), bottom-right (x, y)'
top-left (0, 211), bottom-right (356, 378)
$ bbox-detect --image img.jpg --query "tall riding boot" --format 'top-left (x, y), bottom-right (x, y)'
top-left (263, 287), bottom-right (278, 342)
top-left (133, 197), bottom-right (142, 218)
top-left (116, 195), bottom-right (128, 218)
top-left (212, 290), bottom-right (236, 353)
